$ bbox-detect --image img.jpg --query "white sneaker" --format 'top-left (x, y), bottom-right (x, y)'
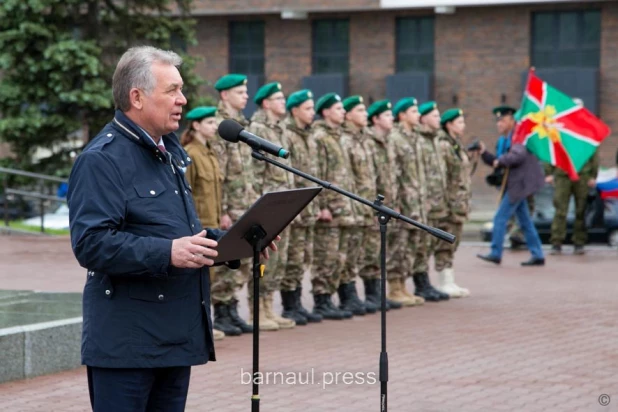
top-left (437, 269), bottom-right (463, 298)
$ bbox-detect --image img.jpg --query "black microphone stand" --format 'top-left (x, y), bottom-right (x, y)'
top-left (249, 149), bottom-right (455, 412)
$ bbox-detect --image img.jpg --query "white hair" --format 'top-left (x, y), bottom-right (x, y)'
top-left (112, 46), bottom-right (183, 111)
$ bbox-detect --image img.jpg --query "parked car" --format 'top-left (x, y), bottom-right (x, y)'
top-left (480, 184), bottom-right (618, 247)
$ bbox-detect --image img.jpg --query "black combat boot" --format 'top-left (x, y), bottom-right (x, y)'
top-left (214, 303), bottom-right (242, 336)
top-left (364, 278), bottom-right (390, 311)
top-left (227, 300), bottom-right (254, 333)
top-left (296, 287), bottom-right (322, 323)
top-left (337, 282), bottom-right (365, 316)
top-left (412, 273), bottom-right (440, 302)
top-left (312, 294), bottom-right (343, 320)
top-left (422, 273), bottom-right (449, 301)
top-left (347, 281), bottom-right (371, 314)
top-left (281, 290), bottom-right (307, 326)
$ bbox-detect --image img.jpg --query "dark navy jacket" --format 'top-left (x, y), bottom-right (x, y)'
top-left (68, 110), bottom-right (222, 368)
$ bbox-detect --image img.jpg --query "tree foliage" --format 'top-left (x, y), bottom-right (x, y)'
top-left (0, 0), bottom-right (203, 176)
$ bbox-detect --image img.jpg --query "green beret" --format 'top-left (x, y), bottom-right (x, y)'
top-left (419, 101), bottom-right (438, 116)
top-left (392, 97), bottom-right (418, 118)
top-left (315, 92), bottom-right (342, 114)
top-left (367, 100), bottom-right (392, 120)
top-left (342, 95), bottom-right (364, 112)
top-left (254, 82), bottom-right (283, 105)
top-left (286, 89), bottom-right (314, 111)
top-left (492, 105), bottom-right (517, 118)
top-left (186, 106), bottom-right (217, 121)
top-left (214, 74), bottom-right (248, 91)
top-left (440, 108), bottom-right (463, 125)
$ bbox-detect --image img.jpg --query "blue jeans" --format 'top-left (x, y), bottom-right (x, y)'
top-left (490, 192), bottom-right (544, 260)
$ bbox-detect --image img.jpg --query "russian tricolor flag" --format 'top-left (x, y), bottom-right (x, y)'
top-left (596, 167), bottom-right (618, 200)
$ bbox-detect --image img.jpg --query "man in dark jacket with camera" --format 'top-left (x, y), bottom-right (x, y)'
top-left (476, 141), bottom-right (546, 266)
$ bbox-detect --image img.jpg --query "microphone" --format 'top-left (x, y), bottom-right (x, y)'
top-left (218, 119), bottom-right (290, 159)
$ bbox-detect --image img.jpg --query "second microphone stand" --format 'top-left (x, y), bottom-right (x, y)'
top-left (250, 149), bottom-right (455, 412)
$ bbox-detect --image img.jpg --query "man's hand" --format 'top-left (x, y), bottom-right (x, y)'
top-left (260, 235), bottom-right (281, 260)
top-left (492, 159), bottom-right (499, 168)
top-left (587, 178), bottom-right (596, 188)
top-left (171, 230), bottom-right (218, 268)
top-left (317, 208), bottom-right (333, 222)
top-left (479, 141), bottom-right (486, 154)
top-left (545, 175), bottom-right (554, 185)
top-left (220, 214), bottom-right (232, 230)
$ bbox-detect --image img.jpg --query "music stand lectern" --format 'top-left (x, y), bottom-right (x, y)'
top-left (213, 187), bottom-right (322, 412)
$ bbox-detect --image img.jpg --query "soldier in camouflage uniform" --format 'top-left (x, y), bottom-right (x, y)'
top-left (311, 93), bottom-right (354, 320)
top-left (387, 98), bottom-right (427, 306)
top-left (281, 89), bottom-right (323, 324)
top-left (210, 74), bottom-right (254, 336)
top-left (413, 101), bottom-right (451, 302)
top-left (546, 99), bottom-right (599, 255)
top-left (435, 108), bottom-right (472, 298)
top-left (246, 82), bottom-right (295, 331)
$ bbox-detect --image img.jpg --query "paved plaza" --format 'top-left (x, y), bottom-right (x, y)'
top-left (0, 235), bottom-right (617, 411)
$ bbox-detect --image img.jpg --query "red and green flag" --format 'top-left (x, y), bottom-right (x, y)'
top-left (513, 69), bottom-right (611, 180)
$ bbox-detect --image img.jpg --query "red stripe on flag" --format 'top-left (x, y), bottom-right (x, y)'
top-left (512, 118), bottom-right (535, 144)
top-left (527, 70), bottom-right (544, 103)
top-left (601, 189), bottom-right (618, 200)
top-left (556, 108), bottom-right (611, 144)
top-left (552, 140), bottom-right (579, 180)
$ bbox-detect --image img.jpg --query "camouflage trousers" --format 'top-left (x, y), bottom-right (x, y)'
top-left (311, 225), bottom-right (343, 295)
top-left (248, 227), bottom-right (290, 298)
top-left (413, 218), bottom-right (442, 275)
top-left (432, 219), bottom-right (464, 272)
top-left (280, 225), bottom-right (314, 291)
top-left (507, 194), bottom-right (535, 239)
top-left (339, 226), bottom-right (364, 284)
top-left (550, 175), bottom-right (590, 246)
top-left (211, 259), bottom-right (251, 305)
top-left (358, 226), bottom-right (390, 281)
top-left (389, 227), bottom-right (419, 280)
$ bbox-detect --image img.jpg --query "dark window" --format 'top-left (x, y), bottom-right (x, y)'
top-left (531, 10), bottom-right (600, 69)
top-left (229, 21), bottom-right (265, 75)
top-left (395, 17), bottom-right (434, 73)
top-left (312, 19), bottom-right (349, 74)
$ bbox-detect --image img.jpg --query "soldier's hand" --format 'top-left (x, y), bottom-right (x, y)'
top-left (220, 214), bottom-right (233, 230)
top-left (318, 208), bottom-right (333, 222)
top-left (545, 175), bottom-right (554, 185)
top-left (587, 178), bottom-right (596, 188)
top-left (171, 230), bottom-right (218, 268)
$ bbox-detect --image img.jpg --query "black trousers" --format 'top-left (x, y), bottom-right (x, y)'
top-left (87, 366), bottom-right (191, 412)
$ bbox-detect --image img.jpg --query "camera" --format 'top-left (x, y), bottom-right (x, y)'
top-left (466, 139), bottom-right (482, 152)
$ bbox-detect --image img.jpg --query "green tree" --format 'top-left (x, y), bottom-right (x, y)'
top-left (0, 0), bottom-right (202, 177)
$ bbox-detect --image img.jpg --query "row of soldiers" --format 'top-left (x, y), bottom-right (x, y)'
top-left (188, 74), bottom-right (474, 339)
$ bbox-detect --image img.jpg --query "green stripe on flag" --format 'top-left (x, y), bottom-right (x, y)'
top-left (559, 130), bottom-right (597, 171)
top-left (544, 84), bottom-right (576, 115)
top-left (520, 96), bottom-right (541, 117)
top-left (525, 133), bottom-right (552, 164)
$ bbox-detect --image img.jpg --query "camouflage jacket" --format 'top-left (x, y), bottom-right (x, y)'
top-left (437, 130), bottom-right (472, 223)
top-left (340, 122), bottom-right (377, 225)
top-left (389, 124), bottom-right (425, 223)
top-left (418, 125), bottom-right (449, 220)
top-left (247, 109), bottom-right (292, 195)
top-left (370, 127), bottom-right (396, 207)
top-left (212, 101), bottom-right (255, 221)
top-left (284, 117), bottom-right (319, 226)
top-left (312, 120), bottom-right (356, 227)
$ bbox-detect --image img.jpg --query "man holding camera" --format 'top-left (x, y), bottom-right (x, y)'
top-left (476, 135), bottom-right (546, 266)
top-left (488, 106), bottom-right (535, 248)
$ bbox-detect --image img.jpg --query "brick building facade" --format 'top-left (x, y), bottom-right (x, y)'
top-left (188, 0), bottom-right (618, 199)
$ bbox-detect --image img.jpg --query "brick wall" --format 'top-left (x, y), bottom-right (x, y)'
top-left (599, 1), bottom-right (618, 168)
top-left (188, 1), bottom-right (618, 202)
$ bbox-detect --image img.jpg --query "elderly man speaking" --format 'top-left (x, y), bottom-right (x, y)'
top-left (68, 46), bottom-right (275, 411)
